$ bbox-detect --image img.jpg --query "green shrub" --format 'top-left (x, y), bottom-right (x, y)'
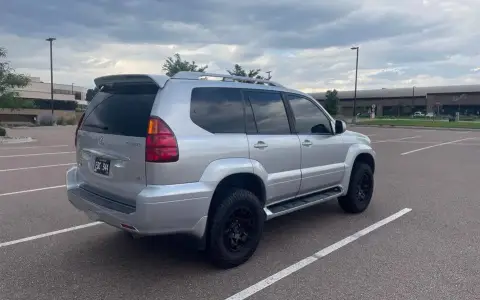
top-left (65, 117), bottom-right (76, 125)
top-left (56, 116), bottom-right (66, 125)
top-left (0, 127), bottom-right (6, 137)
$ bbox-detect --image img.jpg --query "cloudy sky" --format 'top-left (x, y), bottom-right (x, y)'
top-left (1, 0), bottom-right (479, 92)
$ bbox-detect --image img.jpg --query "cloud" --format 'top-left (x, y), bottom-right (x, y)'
top-left (0, 0), bottom-right (479, 92)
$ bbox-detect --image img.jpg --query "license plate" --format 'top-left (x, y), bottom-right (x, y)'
top-left (94, 157), bottom-right (110, 176)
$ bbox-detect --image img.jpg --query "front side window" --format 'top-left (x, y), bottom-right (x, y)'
top-left (286, 94), bottom-right (332, 134)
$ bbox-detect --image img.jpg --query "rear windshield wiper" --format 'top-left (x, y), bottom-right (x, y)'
top-left (83, 124), bottom-right (108, 130)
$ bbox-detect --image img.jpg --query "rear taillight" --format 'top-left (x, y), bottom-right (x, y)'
top-left (75, 113), bottom-right (85, 147)
top-left (145, 117), bottom-right (179, 163)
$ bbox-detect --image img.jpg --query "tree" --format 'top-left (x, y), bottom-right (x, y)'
top-left (325, 89), bottom-right (340, 116)
top-left (0, 47), bottom-right (32, 110)
top-left (227, 64), bottom-right (264, 79)
top-left (162, 53), bottom-right (208, 77)
top-left (85, 88), bottom-right (98, 102)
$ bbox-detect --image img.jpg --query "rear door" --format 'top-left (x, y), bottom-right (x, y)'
top-left (244, 90), bottom-right (301, 204)
top-left (76, 81), bottom-right (159, 206)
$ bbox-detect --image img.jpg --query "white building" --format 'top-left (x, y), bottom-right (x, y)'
top-left (17, 76), bottom-right (88, 106)
top-left (0, 76), bottom-right (89, 123)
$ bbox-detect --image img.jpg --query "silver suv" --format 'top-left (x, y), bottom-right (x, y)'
top-left (66, 72), bottom-right (376, 268)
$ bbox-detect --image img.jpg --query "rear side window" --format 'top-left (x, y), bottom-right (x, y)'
top-left (245, 90), bottom-right (291, 135)
top-left (81, 83), bottom-right (158, 137)
top-left (190, 87), bottom-right (245, 133)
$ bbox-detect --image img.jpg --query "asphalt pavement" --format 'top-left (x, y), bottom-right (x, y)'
top-left (1, 125), bottom-right (479, 300)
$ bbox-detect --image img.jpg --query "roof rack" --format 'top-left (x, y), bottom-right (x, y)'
top-left (171, 71), bottom-right (284, 87)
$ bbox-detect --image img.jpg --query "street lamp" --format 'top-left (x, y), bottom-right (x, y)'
top-left (412, 86), bottom-right (415, 113)
top-left (351, 46), bottom-right (359, 123)
top-left (46, 37), bottom-right (56, 118)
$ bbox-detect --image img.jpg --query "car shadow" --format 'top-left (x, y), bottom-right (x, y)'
top-left (20, 200), bottom-right (376, 299)
top-left (67, 200), bottom-right (347, 271)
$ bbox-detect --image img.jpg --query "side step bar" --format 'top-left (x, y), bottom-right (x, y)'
top-left (264, 186), bottom-right (343, 220)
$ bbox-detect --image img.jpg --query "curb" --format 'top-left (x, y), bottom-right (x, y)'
top-left (0, 137), bottom-right (37, 144)
top-left (350, 124), bottom-right (480, 132)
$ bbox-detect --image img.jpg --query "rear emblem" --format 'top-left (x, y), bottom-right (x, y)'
top-left (98, 136), bottom-right (105, 146)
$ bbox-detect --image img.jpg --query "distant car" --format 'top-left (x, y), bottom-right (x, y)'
top-left (356, 112), bottom-right (371, 118)
top-left (412, 111), bottom-right (425, 117)
top-left (425, 112), bottom-right (435, 118)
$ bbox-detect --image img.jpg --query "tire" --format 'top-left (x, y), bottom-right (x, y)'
top-left (338, 163), bottom-right (374, 214)
top-left (207, 188), bottom-right (265, 269)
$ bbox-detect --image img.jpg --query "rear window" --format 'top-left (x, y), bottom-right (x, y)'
top-left (81, 83), bottom-right (158, 137)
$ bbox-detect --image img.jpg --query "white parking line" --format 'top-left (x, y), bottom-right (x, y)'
top-left (0, 222), bottom-right (103, 248)
top-left (401, 137), bottom-right (477, 155)
top-left (0, 151), bottom-right (75, 158)
top-left (373, 136), bottom-right (421, 143)
top-left (225, 208), bottom-right (412, 300)
top-left (0, 185), bottom-right (66, 197)
top-left (0, 144), bottom-right (69, 151)
top-left (373, 140), bottom-right (480, 146)
top-left (454, 142), bottom-right (480, 146)
top-left (0, 163), bottom-right (76, 172)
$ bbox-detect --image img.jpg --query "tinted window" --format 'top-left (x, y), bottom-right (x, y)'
top-left (287, 94), bottom-right (332, 134)
top-left (190, 87), bottom-right (245, 133)
top-left (246, 91), bottom-right (291, 134)
top-left (81, 83), bottom-right (158, 137)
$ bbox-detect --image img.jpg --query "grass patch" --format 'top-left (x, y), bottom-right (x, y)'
top-left (360, 119), bottom-right (480, 129)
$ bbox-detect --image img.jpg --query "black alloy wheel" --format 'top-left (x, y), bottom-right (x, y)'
top-left (223, 206), bottom-right (257, 253)
top-left (207, 188), bottom-right (264, 269)
top-left (338, 163), bottom-right (374, 213)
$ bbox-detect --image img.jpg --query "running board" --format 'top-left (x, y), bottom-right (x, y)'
top-left (264, 186), bottom-right (343, 220)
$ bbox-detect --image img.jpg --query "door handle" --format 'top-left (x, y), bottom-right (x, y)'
top-left (253, 141), bottom-right (268, 149)
top-left (302, 140), bottom-right (313, 147)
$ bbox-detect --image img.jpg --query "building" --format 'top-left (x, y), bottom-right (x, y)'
top-left (1, 76), bottom-right (88, 123)
top-left (310, 84), bottom-right (480, 117)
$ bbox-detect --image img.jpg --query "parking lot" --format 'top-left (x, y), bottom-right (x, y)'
top-left (1, 125), bottom-right (479, 300)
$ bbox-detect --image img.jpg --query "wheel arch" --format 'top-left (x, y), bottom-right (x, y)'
top-left (354, 152), bottom-right (375, 173)
top-left (209, 172), bottom-right (267, 217)
top-left (197, 172), bottom-right (266, 251)
top-left (340, 145), bottom-right (376, 194)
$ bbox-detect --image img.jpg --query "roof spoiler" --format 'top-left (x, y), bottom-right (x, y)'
top-left (94, 74), bottom-right (170, 89)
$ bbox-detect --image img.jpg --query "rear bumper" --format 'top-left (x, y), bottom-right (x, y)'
top-left (66, 166), bottom-right (213, 238)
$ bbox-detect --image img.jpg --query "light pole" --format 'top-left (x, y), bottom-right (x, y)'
top-left (351, 46), bottom-right (359, 123)
top-left (46, 37), bottom-right (56, 118)
top-left (412, 86), bottom-right (415, 113)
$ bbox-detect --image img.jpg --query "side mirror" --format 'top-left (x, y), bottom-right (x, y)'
top-left (335, 120), bottom-right (346, 134)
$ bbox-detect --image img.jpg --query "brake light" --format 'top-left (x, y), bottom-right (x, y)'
top-left (75, 113), bottom-right (85, 147)
top-left (145, 117), bottom-right (178, 162)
